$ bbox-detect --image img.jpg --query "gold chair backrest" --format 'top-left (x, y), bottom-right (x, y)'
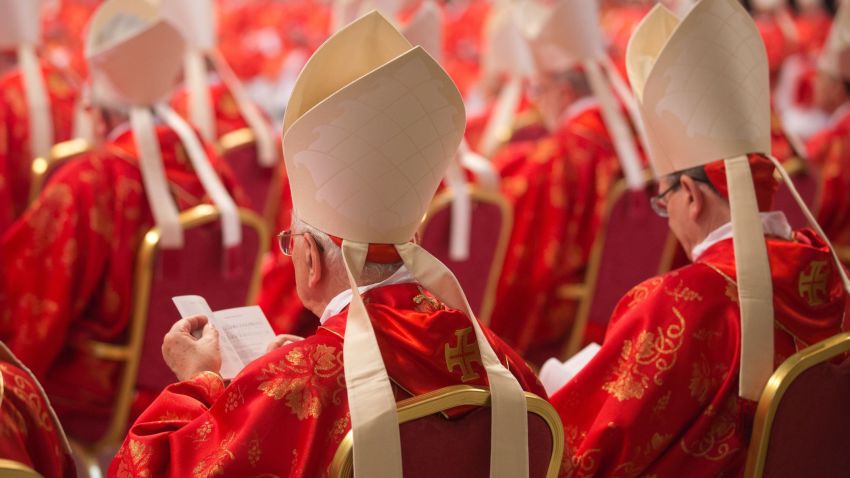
top-left (0, 459), bottom-right (44, 478)
top-left (418, 185), bottom-right (513, 325)
top-left (328, 385), bottom-right (563, 478)
top-left (744, 332), bottom-right (850, 478)
top-left (76, 205), bottom-right (268, 456)
top-left (28, 138), bottom-right (92, 205)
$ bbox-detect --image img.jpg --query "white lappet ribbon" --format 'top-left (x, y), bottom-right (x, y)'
top-left (477, 75), bottom-right (524, 158)
top-left (18, 44), bottom-right (54, 161)
top-left (340, 239), bottom-right (529, 478)
top-left (156, 104), bottom-right (241, 249)
top-left (185, 48), bottom-right (217, 143)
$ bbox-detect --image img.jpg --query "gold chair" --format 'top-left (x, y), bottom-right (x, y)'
top-left (419, 185), bottom-right (513, 325)
top-left (328, 385), bottom-right (563, 478)
top-left (70, 204), bottom-right (268, 476)
top-left (28, 138), bottom-right (92, 204)
top-left (744, 332), bottom-right (850, 478)
top-left (0, 460), bottom-right (43, 478)
top-left (560, 176), bottom-right (675, 359)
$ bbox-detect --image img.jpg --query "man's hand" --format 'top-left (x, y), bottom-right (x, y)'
top-left (265, 334), bottom-right (304, 353)
top-left (163, 315), bottom-right (222, 382)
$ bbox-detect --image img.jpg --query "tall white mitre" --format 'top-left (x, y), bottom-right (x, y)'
top-left (86, 0), bottom-right (240, 251)
top-left (153, 0), bottom-right (277, 167)
top-left (818, 0), bottom-right (850, 81)
top-left (626, 0), bottom-right (850, 401)
top-left (0, 0), bottom-right (54, 161)
top-left (522, 0), bottom-right (646, 190)
top-left (282, 12), bottom-right (530, 478)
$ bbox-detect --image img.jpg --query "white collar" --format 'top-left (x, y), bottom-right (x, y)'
top-left (562, 96), bottom-right (599, 124)
top-left (319, 266), bottom-right (416, 324)
top-left (691, 211), bottom-right (793, 261)
top-left (829, 101), bottom-right (850, 127)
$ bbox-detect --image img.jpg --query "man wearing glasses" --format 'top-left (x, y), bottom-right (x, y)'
top-left (547, 1), bottom-right (849, 476)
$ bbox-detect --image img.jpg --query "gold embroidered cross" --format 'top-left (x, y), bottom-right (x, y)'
top-left (799, 260), bottom-right (829, 306)
top-left (445, 327), bottom-right (481, 382)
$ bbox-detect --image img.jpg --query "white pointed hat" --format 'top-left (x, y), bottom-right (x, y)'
top-left (0, 0), bottom-right (53, 160)
top-left (283, 12), bottom-right (530, 478)
top-left (625, 0), bottom-right (850, 402)
top-left (86, 0), bottom-right (240, 251)
top-left (523, 0), bottom-right (605, 73)
top-left (818, 0), bottom-right (850, 81)
top-left (400, 0), bottom-right (443, 63)
top-left (155, 0), bottom-right (217, 51)
top-left (481, 1), bottom-right (536, 81)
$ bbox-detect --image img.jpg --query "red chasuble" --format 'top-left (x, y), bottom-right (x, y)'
top-left (549, 231), bottom-right (848, 477)
top-left (0, 63), bottom-right (79, 229)
top-left (489, 104), bottom-right (625, 363)
top-left (807, 108), bottom-right (850, 247)
top-left (0, 352), bottom-right (75, 478)
top-left (0, 124), bottom-right (245, 441)
top-left (170, 82), bottom-right (251, 139)
top-left (109, 283), bottom-right (545, 477)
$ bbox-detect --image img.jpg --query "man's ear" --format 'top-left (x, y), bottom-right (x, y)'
top-left (303, 233), bottom-right (323, 288)
top-left (679, 175), bottom-right (705, 221)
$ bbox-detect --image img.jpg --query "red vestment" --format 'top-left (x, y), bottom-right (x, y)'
top-left (0, 125), bottom-right (246, 441)
top-left (442, 0), bottom-right (490, 96)
top-left (807, 107), bottom-right (850, 246)
top-left (170, 81), bottom-right (251, 139)
top-left (0, 63), bottom-right (80, 230)
top-left (108, 282), bottom-right (545, 477)
top-left (550, 231), bottom-right (848, 477)
top-left (489, 104), bottom-right (626, 363)
top-left (0, 349), bottom-right (75, 478)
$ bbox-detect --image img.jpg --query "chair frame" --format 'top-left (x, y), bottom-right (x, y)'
top-left (71, 205), bottom-right (268, 464)
top-left (0, 459), bottom-right (43, 478)
top-left (328, 385), bottom-right (564, 478)
top-left (744, 332), bottom-right (850, 478)
top-left (28, 138), bottom-right (92, 205)
top-left (418, 185), bottom-right (513, 325)
top-left (560, 176), bottom-right (677, 359)
top-left (217, 126), bottom-right (283, 231)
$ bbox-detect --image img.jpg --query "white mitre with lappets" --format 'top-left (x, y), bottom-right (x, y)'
top-left (0, 0), bottom-right (53, 161)
top-left (86, 0), bottom-right (240, 251)
top-left (626, 0), bottom-right (850, 401)
top-left (523, 0), bottom-right (646, 190)
top-left (282, 11), bottom-right (530, 478)
top-left (818, 0), bottom-right (850, 81)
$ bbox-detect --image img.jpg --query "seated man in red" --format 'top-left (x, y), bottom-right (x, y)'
top-left (0, 0), bottom-right (82, 233)
top-left (0, 341), bottom-right (75, 478)
top-left (806, 2), bottom-right (850, 246)
top-left (0, 0), bottom-right (245, 442)
top-left (548, 2), bottom-right (849, 476)
top-left (109, 13), bottom-right (544, 477)
top-left (488, 0), bottom-right (647, 363)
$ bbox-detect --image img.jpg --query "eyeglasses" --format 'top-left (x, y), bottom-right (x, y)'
top-left (650, 182), bottom-right (681, 218)
top-left (277, 230), bottom-right (306, 256)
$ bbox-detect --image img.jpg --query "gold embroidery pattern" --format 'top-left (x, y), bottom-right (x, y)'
top-left (664, 281), bottom-right (703, 303)
top-left (224, 386), bottom-right (245, 413)
top-left (651, 390), bottom-right (671, 417)
top-left (444, 328), bottom-right (482, 382)
top-left (328, 412), bottom-right (350, 444)
top-left (193, 432), bottom-right (236, 478)
top-left (194, 420), bottom-right (214, 445)
top-left (625, 277), bottom-right (664, 309)
top-left (680, 395), bottom-right (739, 462)
top-left (10, 371), bottom-right (52, 432)
top-left (114, 439), bottom-right (152, 478)
top-left (412, 287), bottom-right (444, 313)
top-left (248, 437), bottom-right (261, 467)
top-left (256, 343), bottom-right (344, 420)
top-left (799, 260), bottom-right (829, 306)
top-left (688, 354), bottom-right (727, 404)
top-left (602, 308), bottom-right (686, 401)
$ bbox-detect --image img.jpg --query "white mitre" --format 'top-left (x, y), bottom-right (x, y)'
top-left (282, 11), bottom-right (530, 478)
top-left (818, 0), bottom-right (850, 81)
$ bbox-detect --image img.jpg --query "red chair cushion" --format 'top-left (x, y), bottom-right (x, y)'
top-left (584, 189), bottom-right (670, 344)
top-left (398, 408), bottom-right (553, 478)
top-left (420, 199), bottom-right (504, 317)
top-left (221, 144), bottom-right (275, 214)
top-left (773, 170), bottom-right (818, 230)
top-left (135, 220), bottom-right (261, 392)
top-left (761, 357), bottom-right (850, 478)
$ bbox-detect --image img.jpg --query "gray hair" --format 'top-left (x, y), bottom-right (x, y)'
top-left (290, 214), bottom-right (402, 287)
